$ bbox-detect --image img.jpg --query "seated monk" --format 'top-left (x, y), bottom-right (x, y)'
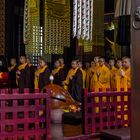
top-left (94, 57), bottom-right (110, 92)
top-left (63, 60), bottom-right (83, 102)
top-left (8, 58), bottom-right (18, 88)
top-left (34, 57), bottom-right (50, 92)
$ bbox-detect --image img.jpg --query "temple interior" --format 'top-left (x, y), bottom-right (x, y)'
top-left (0, 0), bottom-right (140, 140)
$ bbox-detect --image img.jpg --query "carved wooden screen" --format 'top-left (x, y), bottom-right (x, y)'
top-left (0, 0), bottom-right (5, 55)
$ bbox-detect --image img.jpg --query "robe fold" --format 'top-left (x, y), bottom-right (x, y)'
top-left (115, 67), bottom-right (131, 91)
top-left (52, 67), bottom-right (63, 86)
top-left (110, 66), bottom-right (117, 91)
top-left (94, 65), bottom-right (110, 92)
top-left (8, 65), bottom-right (18, 88)
top-left (34, 66), bottom-right (50, 92)
top-left (68, 68), bottom-right (83, 102)
top-left (17, 63), bottom-right (31, 93)
top-left (90, 64), bottom-right (100, 91)
top-left (28, 64), bottom-right (35, 93)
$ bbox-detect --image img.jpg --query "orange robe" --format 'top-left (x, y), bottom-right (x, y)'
top-left (115, 67), bottom-right (131, 91)
top-left (90, 64), bottom-right (100, 91)
top-left (110, 66), bottom-right (117, 91)
top-left (63, 68), bottom-right (78, 90)
top-left (94, 65), bottom-right (110, 92)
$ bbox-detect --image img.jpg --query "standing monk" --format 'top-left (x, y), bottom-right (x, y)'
top-left (27, 57), bottom-right (35, 92)
top-left (8, 58), bottom-right (18, 88)
top-left (90, 56), bottom-right (100, 91)
top-left (52, 60), bottom-right (62, 86)
top-left (59, 58), bottom-right (67, 82)
top-left (121, 57), bottom-right (131, 91)
top-left (34, 58), bottom-right (50, 92)
top-left (63, 60), bottom-right (83, 102)
top-left (78, 61), bottom-right (86, 88)
top-left (94, 58), bottom-right (110, 92)
top-left (109, 59), bottom-right (117, 91)
top-left (16, 55), bottom-right (31, 93)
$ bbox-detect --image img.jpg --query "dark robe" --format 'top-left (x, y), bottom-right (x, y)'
top-left (18, 65), bottom-right (31, 93)
top-left (68, 69), bottom-right (83, 102)
top-left (9, 65), bottom-right (18, 88)
top-left (29, 65), bottom-right (35, 93)
top-left (53, 68), bottom-right (66, 86)
top-left (60, 65), bottom-right (67, 81)
top-left (39, 67), bottom-right (50, 91)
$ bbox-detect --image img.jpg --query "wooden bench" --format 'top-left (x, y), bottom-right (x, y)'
top-left (100, 128), bottom-right (130, 140)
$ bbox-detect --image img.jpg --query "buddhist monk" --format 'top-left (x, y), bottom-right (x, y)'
top-left (109, 59), bottom-right (117, 91)
top-left (52, 60), bottom-right (62, 86)
top-left (16, 55), bottom-right (31, 93)
top-left (94, 57), bottom-right (110, 92)
top-left (8, 58), bottom-right (18, 88)
top-left (90, 56), bottom-right (100, 91)
top-left (121, 57), bottom-right (131, 91)
top-left (115, 59), bottom-right (123, 91)
top-left (27, 57), bottom-right (35, 92)
top-left (59, 58), bottom-right (67, 81)
top-left (34, 58), bottom-right (50, 92)
top-left (63, 60), bottom-right (83, 102)
top-left (78, 61), bottom-right (86, 88)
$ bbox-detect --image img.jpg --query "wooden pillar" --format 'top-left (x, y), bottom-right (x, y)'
top-left (131, 0), bottom-right (140, 140)
top-left (0, 0), bottom-right (5, 55)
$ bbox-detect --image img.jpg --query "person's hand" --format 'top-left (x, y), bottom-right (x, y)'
top-left (16, 70), bottom-right (21, 75)
top-left (69, 76), bottom-right (73, 80)
top-left (120, 69), bottom-right (125, 77)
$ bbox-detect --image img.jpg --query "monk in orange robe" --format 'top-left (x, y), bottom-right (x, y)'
top-left (90, 57), bottom-right (100, 91)
top-left (115, 58), bottom-right (131, 91)
top-left (109, 59), bottom-right (117, 91)
top-left (94, 57), bottom-right (110, 92)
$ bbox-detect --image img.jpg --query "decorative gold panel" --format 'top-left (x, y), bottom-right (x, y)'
top-left (44, 0), bottom-right (70, 54)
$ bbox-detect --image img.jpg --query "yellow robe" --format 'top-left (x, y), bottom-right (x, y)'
top-left (110, 66), bottom-right (117, 91)
top-left (52, 67), bottom-right (61, 76)
top-left (80, 68), bottom-right (86, 88)
top-left (34, 65), bottom-right (48, 89)
top-left (90, 64), bottom-right (100, 91)
top-left (63, 67), bottom-right (78, 90)
top-left (16, 63), bottom-right (28, 86)
top-left (115, 67), bottom-right (131, 92)
top-left (94, 65), bottom-right (110, 92)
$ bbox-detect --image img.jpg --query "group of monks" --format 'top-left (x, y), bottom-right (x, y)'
top-left (8, 55), bottom-right (131, 103)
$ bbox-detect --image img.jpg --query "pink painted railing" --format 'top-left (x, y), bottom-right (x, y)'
top-left (83, 89), bottom-right (131, 135)
top-left (0, 89), bottom-right (51, 140)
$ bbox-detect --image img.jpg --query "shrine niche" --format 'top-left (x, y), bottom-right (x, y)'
top-left (0, 0), bottom-right (5, 55)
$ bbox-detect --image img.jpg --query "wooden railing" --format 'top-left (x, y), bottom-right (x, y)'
top-left (0, 89), bottom-right (51, 140)
top-left (83, 89), bottom-right (131, 135)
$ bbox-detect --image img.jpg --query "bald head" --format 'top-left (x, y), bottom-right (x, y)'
top-left (122, 57), bottom-right (130, 69)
